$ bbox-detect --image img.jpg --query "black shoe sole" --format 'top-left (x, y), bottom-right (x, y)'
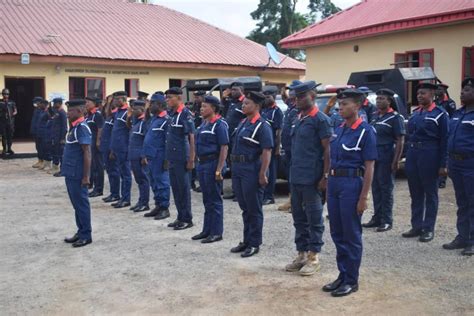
top-left (201, 236), bottom-right (223, 243)
top-left (331, 287), bottom-right (358, 297)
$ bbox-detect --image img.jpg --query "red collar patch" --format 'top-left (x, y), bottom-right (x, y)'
top-left (342, 117), bottom-right (363, 130)
top-left (176, 103), bottom-right (185, 113)
top-left (72, 116), bottom-right (85, 127)
top-left (120, 103), bottom-right (129, 110)
top-left (249, 113), bottom-right (261, 124)
top-left (138, 113), bottom-right (145, 120)
top-left (89, 107), bottom-right (98, 114)
top-left (209, 114), bottom-right (221, 123)
top-left (112, 108), bottom-right (118, 113)
top-left (387, 108), bottom-right (394, 113)
top-left (238, 95), bottom-right (245, 102)
top-left (363, 99), bottom-right (369, 107)
top-left (158, 111), bottom-right (167, 118)
top-left (298, 106), bottom-right (319, 119)
top-left (271, 103), bottom-right (277, 109)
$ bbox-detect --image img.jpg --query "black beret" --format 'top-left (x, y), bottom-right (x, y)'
top-left (113, 91), bottom-right (127, 97)
top-left (203, 95), bottom-right (220, 107)
top-left (165, 87), bottom-right (183, 95)
top-left (132, 100), bottom-right (146, 107)
top-left (137, 91), bottom-right (149, 98)
top-left (129, 99), bottom-right (136, 106)
top-left (245, 91), bottom-right (266, 105)
top-left (150, 93), bottom-right (166, 103)
top-left (39, 99), bottom-right (49, 105)
top-left (293, 80), bottom-right (320, 95)
top-left (32, 96), bottom-right (44, 103)
top-left (416, 83), bottom-right (437, 90)
top-left (154, 91), bottom-right (165, 96)
top-left (66, 99), bottom-right (86, 107)
top-left (337, 88), bottom-right (365, 99)
top-left (230, 81), bottom-right (244, 89)
top-left (52, 97), bottom-right (63, 104)
top-left (95, 98), bottom-right (103, 104)
top-left (85, 96), bottom-right (97, 103)
top-left (263, 85), bottom-right (279, 96)
top-left (287, 80), bottom-right (303, 90)
top-left (375, 88), bottom-right (395, 97)
top-left (437, 83), bottom-right (449, 89)
top-left (461, 77), bottom-right (474, 89)
top-left (193, 90), bottom-right (206, 96)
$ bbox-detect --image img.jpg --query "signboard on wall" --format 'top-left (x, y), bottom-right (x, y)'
top-left (65, 68), bottom-right (150, 75)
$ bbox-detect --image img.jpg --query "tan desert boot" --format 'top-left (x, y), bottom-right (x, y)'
top-left (42, 161), bottom-right (52, 171)
top-left (37, 160), bottom-right (46, 170)
top-left (48, 164), bottom-right (60, 175)
top-left (285, 251), bottom-right (307, 272)
top-left (299, 251), bottom-right (321, 276)
top-left (32, 159), bottom-right (43, 168)
top-left (278, 194), bottom-right (291, 212)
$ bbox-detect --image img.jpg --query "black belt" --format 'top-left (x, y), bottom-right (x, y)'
top-left (330, 168), bottom-right (364, 177)
top-left (230, 154), bottom-right (258, 163)
top-left (407, 141), bottom-right (438, 149)
top-left (198, 154), bottom-right (218, 163)
top-left (449, 153), bottom-right (474, 161)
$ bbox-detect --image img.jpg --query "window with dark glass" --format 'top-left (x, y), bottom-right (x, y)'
top-left (69, 77), bottom-right (105, 100)
top-left (125, 79), bottom-right (139, 97)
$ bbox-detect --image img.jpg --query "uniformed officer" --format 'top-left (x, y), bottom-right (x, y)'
top-left (284, 81), bottom-right (332, 276)
top-left (0, 88), bottom-right (17, 156)
top-left (278, 80), bottom-right (301, 212)
top-left (109, 91), bottom-right (132, 208)
top-left (31, 97), bottom-right (45, 168)
top-left (222, 81), bottom-right (246, 200)
top-left (363, 89), bottom-right (405, 232)
top-left (192, 95), bottom-right (229, 243)
top-left (442, 77), bottom-right (474, 256)
top-left (435, 83), bottom-right (457, 189)
top-left (230, 91), bottom-right (273, 258)
top-left (49, 98), bottom-right (68, 176)
top-left (36, 99), bottom-right (53, 171)
top-left (101, 98), bottom-right (121, 203)
top-left (85, 97), bottom-right (105, 197)
top-left (165, 87), bottom-right (196, 230)
top-left (62, 99), bottom-right (93, 248)
top-left (127, 100), bottom-right (150, 212)
top-left (261, 85), bottom-right (283, 205)
top-left (142, 93), bottom-right (171, 220)
top-left (358, 86), bottom-right (377, 123)
top-left (402, 83), bottom-right (449, 242)
top-left (190, 90), bottom-right (206, 193)
top-left (323, 88), bottom-right (377, 297)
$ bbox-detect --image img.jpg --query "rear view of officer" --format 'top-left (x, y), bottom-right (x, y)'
top-left (31, 97), bottom-right (45, 168)
top-left (62, 99), bottom-right (93, 248)
top-left (443, 77), bottom-right (474, 256)
top-left (36, 99), bottom-right (52, 171)
top-left (49, 98), bottom-right (68, 176)
top-left (85, 97), bottom-right (105, 197)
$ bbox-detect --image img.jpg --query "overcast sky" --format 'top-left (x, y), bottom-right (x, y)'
top-left (154, 0), bottom-right (359, 37)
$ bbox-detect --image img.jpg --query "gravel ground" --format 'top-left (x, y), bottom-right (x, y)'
top-left (0, 158), bottom-right (473, 315)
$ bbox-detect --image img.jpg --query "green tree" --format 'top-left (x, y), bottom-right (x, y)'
top-left (247, 0), bottom-right (340, 60)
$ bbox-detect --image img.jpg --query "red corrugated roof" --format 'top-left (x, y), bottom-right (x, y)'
top-left (0, 0), bottom-right (305, 71)
top-left (280, 0), bottom-right (474, 48)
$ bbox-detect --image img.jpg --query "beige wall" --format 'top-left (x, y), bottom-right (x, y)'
top-left (0, 62), bottom-right (300, 100)
top-left (305, 22), bottom-right (474, 105)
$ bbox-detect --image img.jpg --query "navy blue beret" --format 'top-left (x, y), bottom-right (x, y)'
top-left (416, 83), bottom-right (437, 90)
top-left (293, 80), bottom-right (320, 95)
top-left (337, 88), bottom-right (365, 99)
top-left (150, 93), bottom-right (166, 103)
top-left (246, 91), bottom-right (266, 104)
top-left (66, 99), bottom-right (86, 107)
top-left (113, 91), bottom-right (127, 97)
top-left (85, 96), bottom-right (97, 103)
top-left (32, 96), bottom-right (44, 103)
top-left (204, 95), bottom-right (220, 107)
top-left (132, 100), bottom-right (146, 107)
top-left (358, 86), bottom-right (372, 94)
top-left (462, 77), bottom-right (474, 88)
top-left (193, 90), bottom-right (206, 96)
top-left (230, 81), bottom-right (244, 89)
top-left (263, 85), bottom-right (278, 96)
top-left (376, 88), bottom-right (395, 97)
top-left (288, 80), bottom-right (303, 90)
top-left (52, 97), bottom-right (63, 104)
top-left (137, 91), bottom-right (149, 98)
top-left (165, 87), bottom-right (183, 95)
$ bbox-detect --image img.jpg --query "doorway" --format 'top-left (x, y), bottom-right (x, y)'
top-left (4, 77), bottom-right (45, 139)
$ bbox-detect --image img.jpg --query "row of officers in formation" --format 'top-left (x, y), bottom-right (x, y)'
top-left (25, 77), bottom-right (473, 298)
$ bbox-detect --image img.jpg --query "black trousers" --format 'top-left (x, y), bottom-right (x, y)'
top-left (1, 123), bottom-right (13, 152)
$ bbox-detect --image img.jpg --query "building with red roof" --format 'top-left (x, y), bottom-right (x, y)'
top-left (280, 0), bottom-right (474, 106)
top-left (0, 0), bottom-right (305, 139)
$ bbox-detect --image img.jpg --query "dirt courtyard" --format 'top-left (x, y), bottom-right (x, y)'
top-left (0, 158), bottom-right (472, 315)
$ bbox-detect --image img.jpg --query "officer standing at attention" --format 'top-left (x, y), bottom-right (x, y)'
top-left (165, 87), bottom-right (196, 230)
top-left (323, 88), bottom-right (376, 297)
top-left (358, 86), bottom-right (377, 123)
top-left (0, 88), bottom-right (17, 156)
top-left (48, 98), bottom-right (68, 176)
top-left (363, 89), bottom-right (405, 232)
top-left (192, 95), bottom-right (229, 243)
top-left (127, 100), bottom-right (150, 213)
top-left (31, 97), bottom-right (45, 168)
top-left (230, 91), bottom-right (273, 258)
top-left (261, 85), bottom-right (283, 206)
top-left (284, 81), bottom-right (332, 276)
top-left (109, 91), bottom-right (132, 209)
top-left (442, 77), bottom-right (474, 256)
top-left (435, 83), bottom-right (456, 189)
top-left (101, 98), bottom-right (121, 203)
top-left (278, 81), bottom-right (301, 212)
top-left (85, 97), bottom-right (105, 197)
top-left (402, 83), bottom-right (449, 242)
top-left (62, 99), bottom-right (93, 248)
top-left (222, 81), bottom-right (246, 200)
top-left (190, 90), bottom-right (206, 193)
top-left (142, 93), bottom-right (171, 220)
top-left (37, 99), bottom-right (53, 171)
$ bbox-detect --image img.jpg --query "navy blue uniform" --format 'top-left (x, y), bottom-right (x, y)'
top-left (290, 106), bottom-right (332, 253)
top-left (448, 107), bottom-right (474, 247)
top-left (128, 116), bottom-right (149, 207)
top-left (86, 109), bottom-right (105, 193)
top-left (196, 115), bottom-right (229, 236)
top-left (110, 105), bottom-right (132, 203)
top-left (281, 102), bottom-right (298, 180)
top-left (50, 108), bottom-right (68, 166)
top-left (370, 109), bottom-right (405, 226)
top-left (37, 110), bottom-right (52, 162)
top-left (232, 114), bottom-right (273, 247)
top-left (143, 111), bottom-right (170, 210)
top-left (224, 95), bottom-right (246, 140)
top-left (166, 104), bottom-right (195, 223)
top-left (30, 108), bottom-right (42, 159)
top-left (261, 104), bottom-right (283, 201)
top-left (406, 103), bottom-right (449, 233)
top-left (328, 118), bottom-right (377, 286)
top-left (436, 97), bottom-right (456, 118)
top-left (61, 118), bottom-right (93, 240)
top-left (361, 99), bottom-right (377, 123)
top-left (100, 114), bottom-right (120, 199)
